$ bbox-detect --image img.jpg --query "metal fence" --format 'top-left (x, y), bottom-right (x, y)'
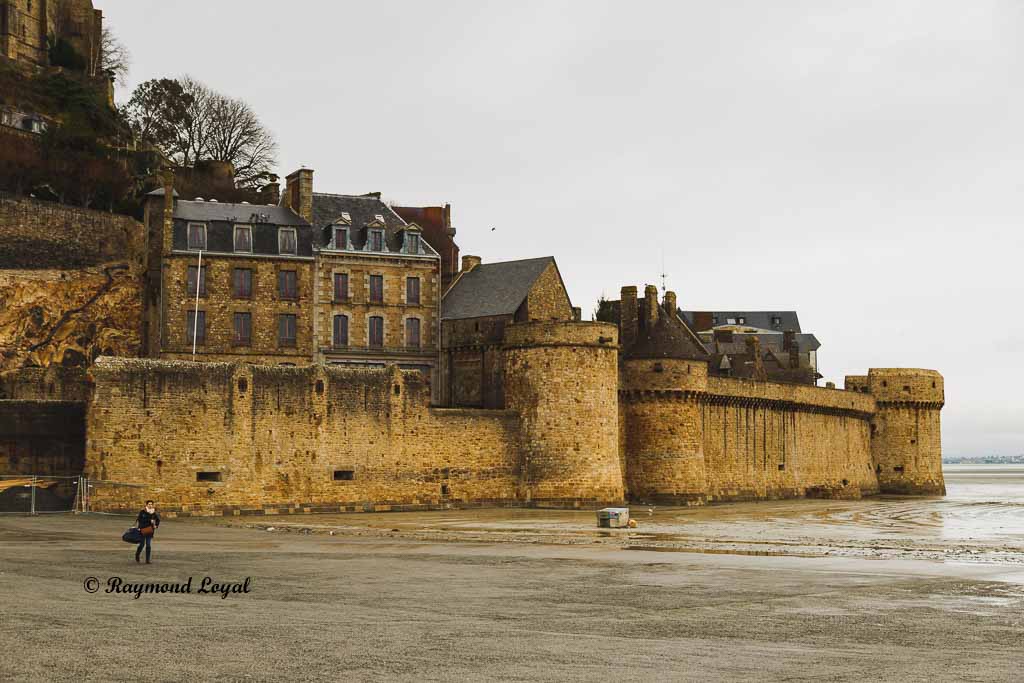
top-left (0, 475), bottom-right (83, 514)
top-left (0, 476), bottom-right (150, 514)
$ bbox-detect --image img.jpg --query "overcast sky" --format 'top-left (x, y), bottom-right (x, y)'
top-left (104, 0), bottom-right (1022, 457)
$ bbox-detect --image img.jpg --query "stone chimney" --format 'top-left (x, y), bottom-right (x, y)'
top-left (572, 306), bottom-right (582, 322)
top-left (746, 336), bottom-right (767, 381)
top-left (643, 285), bottom-right (659, 329)
top-left (461, 255), bottom-right (482, 272)
top-left (663, 291), bottom-right (677, 318)
top-left (620, 286), bottom-right (638, 349)
top-left (261, 180), bottom-right (281, 206)
top-left (161, 169), bottom-right (175, 256)
top-left (283, 168), bottom-right (314, 223)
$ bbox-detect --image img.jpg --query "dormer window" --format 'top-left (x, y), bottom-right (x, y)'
top-left (278, 228), bottom-right (297, 255)
top-left (370, 230), bottom-right (384, 252)
top-left (233, 225), bottom-right (252, 253)
top-left (737, 316), bottom-right (746, 325)
top-left (334, 227), bottom-right (347, 250)
top-left (406, 233), bottom-right (420, 254)
top-left (771, 316), bottom-right (781, 326)
top-left (187, 223), bottom-right (207, 251)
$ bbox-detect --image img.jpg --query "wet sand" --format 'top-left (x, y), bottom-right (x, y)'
top-left (0, 465), bottom-right (1022, 681)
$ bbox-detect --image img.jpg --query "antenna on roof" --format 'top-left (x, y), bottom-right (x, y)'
top-left (660, 253), bottom-right (667, 294)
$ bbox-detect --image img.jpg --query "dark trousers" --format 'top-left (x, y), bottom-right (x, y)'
top-left (135, 535), bottom-right (152, 561)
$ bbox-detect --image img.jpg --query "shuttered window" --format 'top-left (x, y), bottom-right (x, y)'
top-left (333, 315), bottom-right (348, 348)
top-left (368, 316), bottom-right (384, 347)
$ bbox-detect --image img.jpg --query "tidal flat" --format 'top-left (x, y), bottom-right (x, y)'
top-left (0, 465), bottom-right (1021, 681)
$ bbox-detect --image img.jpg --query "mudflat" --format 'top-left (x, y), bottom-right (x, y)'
top-left (1, 507), bottom-right (1022, 682)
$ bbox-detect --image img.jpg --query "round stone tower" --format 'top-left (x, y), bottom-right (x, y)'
top-left (867, 369), bottom-right (945, 495)
top-left (619, 287), bottom-right (711, 504)
top-left (503, 321), bottom-right (623, 505)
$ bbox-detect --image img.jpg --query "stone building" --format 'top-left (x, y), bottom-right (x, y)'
top-left (439, 255), bottom-right (575, 407)
top-left (1, 0), bottom-right (102, 68)
top-left (392, 203), bottom-right (460, 291)
top-left (142, 174), bottom-right (317, 365)
top-left (280, 169), bottom-right (443, 378)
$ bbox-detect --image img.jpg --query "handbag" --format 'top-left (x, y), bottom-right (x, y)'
top-left (139, 525), bottom-right (155, 537)
top-left (122, 528), bottom-right (143, 543)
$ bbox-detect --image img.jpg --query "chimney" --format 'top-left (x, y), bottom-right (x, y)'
top-left (283, 168), bottom-right (314, 223)
top-left (161, 169), bottom-right (175, 256)
top-left (261, 180), bottom-right (281, 206)
top-left (746, 336), bottom-right (767, 381)
top-left (643, 284), bottom-right (659, 328)
top-left (663, 291), bottom-right (677, 318)
top-left (461, 255), bottom-right (481, 272)
top-left (620, 286), bottom-right (638, 349)
top-left (572, 306), bottom-right (582, 322)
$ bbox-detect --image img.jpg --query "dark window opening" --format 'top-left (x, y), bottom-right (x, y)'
top-left (910, 439), bottom-right (916, 444)
top-left (238, 379), bottom-right (248, 393)
top-left (186, 310), bottom-right (206, 346)
top-left (903, 385), bottom-right (911, 392)
top-left (315, 379), bottom-right (324, 395)
top-left (894, 466), bottom-right (904, 474)
top-left (842, 479), bottom-right (849, 487)
top-left (233, 268), bottom-right (253, 298)
top-left (405, 318), bottom-right (421, 349)
top-left (406, 277), bottom-right (420, 305)
top-left (233, 312), bottom-right (252, 346)
top-left (882, 381), bottom-right (888, 387)
top-left (393, 384), bottom-right (401, 396)
top-left (233, 225), bottom-right (252, 252)
top-left (333, 272), bottom-right (348, 302)
top-left (187, 223), bottom-right (206, 250)
top-left (333, 315), bottom-right (348, 348)
top-left (778, 463), bottom-right (785, 471)
top-left (369, 316), bottom-right (384, 347)
top-left (278, 228), bottom-right (297, 255)
top-left (441, 483), bottom-right (450, 496)
top-left (278, 314), bottom-right (297, 347)
top-left (278, 270), bottom-right (298, 300)
top-left (369, 275), bottom-right (384, 303)
top-left (197, 472), bottom-right (222, 482)
top-left (333, 470), bottom-right (354, 481)
top-left (187, 265), bottom-right (207, 297)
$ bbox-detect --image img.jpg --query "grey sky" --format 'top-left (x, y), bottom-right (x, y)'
top-left (104, 0), bottom-right (1023, 457)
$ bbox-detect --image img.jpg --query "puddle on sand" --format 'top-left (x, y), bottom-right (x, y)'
top-left (625, 545), bottom-right (820, 559)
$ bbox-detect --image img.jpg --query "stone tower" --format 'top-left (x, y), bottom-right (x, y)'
top-left (503, 320), bottom-right (623, 505)
top-left (619, 286), bottom-right (711, 504)
top-left (865, 368), bottom-right (945, 495)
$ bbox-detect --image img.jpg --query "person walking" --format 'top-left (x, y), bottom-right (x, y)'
top-left (135, 500), bottom-right (160, 564)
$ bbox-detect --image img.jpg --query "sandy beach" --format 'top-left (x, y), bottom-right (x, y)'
top-left (0, 465), bottom-right (1022, 681)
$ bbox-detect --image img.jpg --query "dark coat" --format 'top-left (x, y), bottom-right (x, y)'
top-left (137, 509), bottom-right (161, 533)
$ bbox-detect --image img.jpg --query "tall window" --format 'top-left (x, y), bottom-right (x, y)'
top-left (233, 225), bottom-right (252, 253)
top-left (333, 273), bottom-right (348, 302)
top-left (278, 228), bottom-right (297, 255)
top-left (186, 265), bottom-right (206, 297)
top-left (278, 314), bottom-right (297, 347)
top-left (233, 312), bottom-right (252, 346)
top-left (333, 315), bottom-right (348, 348)
top-left (405, 318), bottom-right (421, 349)
top-left (186, 310), bottom-right (205, 345)
top-left (370, 230), bottom-right (384, 252)
top-left (406, 233), bottom-right (420, 254)
top-left (368, 316), bottom-right (384, 347)
top-left (278, 270), bottom-right (298, 300)
top-left (187, 223), bottom-right (207, 250)
top-left (232, 268), bottom-right (253, 298)
top-left (369, 275), bottom-right (383, 303)
top-left (406, 277), bottom-right (420, 305)
top-left (334, 227), bottom-right (347, 250)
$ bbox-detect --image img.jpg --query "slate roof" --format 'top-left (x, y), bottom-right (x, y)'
top-left (704, 332), bottom-right (821, 353)
top-left (442, 257), bottom-right (555, 320)
top-left (311, 192), bottom-right (415, 252)
top-left (628, 312), bottom-right (711, 361)
top-left (173, 200), bottom-right (308, 227)
top-left (682, 310), bottom-right (802, 333)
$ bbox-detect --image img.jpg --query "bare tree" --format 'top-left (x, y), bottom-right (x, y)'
top-left (125, 76), bottom-right (279, 189)
top-left (98, 27), bottom-right (131, 85)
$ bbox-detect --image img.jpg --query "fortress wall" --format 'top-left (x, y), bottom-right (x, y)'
top-left (85, 358), bottom-right (522, 515)
top-left (0, 366), bottom-right (89, 400)
top-left (698, 377), bottom-right (878, 501)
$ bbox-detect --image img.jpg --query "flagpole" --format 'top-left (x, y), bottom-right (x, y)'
top-left (192, 249), bottom-right (202, 358)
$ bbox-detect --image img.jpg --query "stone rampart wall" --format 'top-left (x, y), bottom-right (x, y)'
top-left (85, 358), bottom-right (523, 515)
